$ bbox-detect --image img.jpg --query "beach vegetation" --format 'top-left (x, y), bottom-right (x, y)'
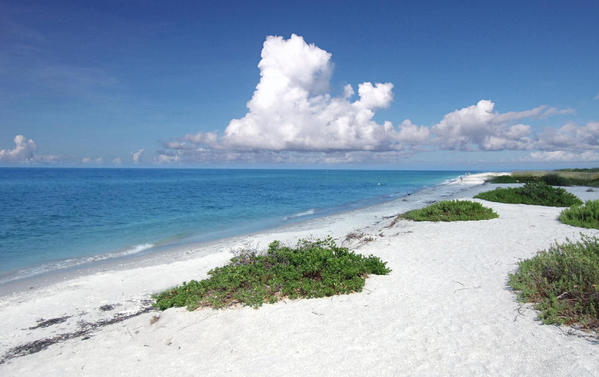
top-left (153, 237), bottom-right (390, 310)
top-left (559, 200), bottom-right (599, 229)
top-left (558, 168), bottom-right (599, 173)
top-left (399, 200), bottom-right (498, 222)
top-left (508, 236), bottom-right (599, 331)
top-left (487, 175), bottom-right (518, 183)
top-left (487, 170), bottom-right (599, 187)
top-left (474, 182), bottom-right (582, 207)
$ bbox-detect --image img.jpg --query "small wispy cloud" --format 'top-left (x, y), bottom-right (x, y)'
top-left (81, 156), bottom-right (103, 164)
top-left (594, 92), bottom-right (599, 100)
top-left (131, 149), bottom-right (144, 163)
top-left (528, 150), bottom-right (599, 162)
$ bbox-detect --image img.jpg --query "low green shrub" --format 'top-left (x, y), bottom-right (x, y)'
top-left (400, 200), bottom-right (498, 222)
top-left (153, 237), bottom-right (391, 310)
top-left (559, 200), bottom-right (599, 229)
top-left (508, 236), bottom-right (599, 331)
top-left (475, 182), bottom-right (582, 207)
top-left (487, 175), bottom-right (518, 183)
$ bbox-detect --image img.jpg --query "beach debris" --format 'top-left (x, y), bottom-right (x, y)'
top-left (344, 231), bottom-right (364, 241)
top-left (387, 216), bottom-right (401, 228)
top-left (28, 316), bottom-right (71, 330)
top-left (343, 231), bottom-right (375, 245)
top-left (98, 304), bottom-right (116, 312)
top-left (1, 306), bottom-right (156, 364)
top-left (150, 315), bottom-right (160, 325)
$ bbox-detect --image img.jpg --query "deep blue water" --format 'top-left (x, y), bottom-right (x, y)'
top-left (0, 168), bottom-right (459, 283)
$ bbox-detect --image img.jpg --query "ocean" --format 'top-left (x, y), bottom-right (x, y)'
top-left (0, 168), bottom-right (460, 284)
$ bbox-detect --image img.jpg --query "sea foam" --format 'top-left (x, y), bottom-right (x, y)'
top-left (0, 243), bottom-right (154, 284)
top-left (284, 209), bottom-right (316, 220)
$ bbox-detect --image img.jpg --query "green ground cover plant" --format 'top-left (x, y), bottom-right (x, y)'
top-left (474, 182), bottom-right (582, 207)
top-left (559, 200), bottom-right (599, 229)
top-left (508, 236), bottom-right (599, 331)
top-left (399, 200), bottom-right (498, 222)
top-left (153, 237), bottom-right (390, 310)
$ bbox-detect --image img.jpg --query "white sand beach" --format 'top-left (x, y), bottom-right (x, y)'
top-left (1, 172), bottom-right (599, 377)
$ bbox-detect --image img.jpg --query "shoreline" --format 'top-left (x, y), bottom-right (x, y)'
top-left (0, 171), bottom-right (473, 296)
top-left (0, 168), bottom-right (464, 289)
top-left (5, 172), bottom-right (599, 376)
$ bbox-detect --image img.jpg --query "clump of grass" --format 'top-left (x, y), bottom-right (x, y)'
top-left (487, 175), bottom-right (518, 183)
top-left (399, 200), bottom-right (498, 222)
top-left (153, 237), bottom-right (390, 310)
top-left (508, 236), bottom-right (599, 331)
top-left (475, 182), bottom-right (582, 207)
top-left (559, 200), bottom-right (599, 229)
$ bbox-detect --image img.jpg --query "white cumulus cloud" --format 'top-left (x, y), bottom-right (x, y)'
top-left (431, 100), bottom-right (541, 151)
top-left (0, 135), bottom-right (57, 163)
top-left (0, 135), bottom-right (37, 162)
top-left (396, 119), bottom-right (431, 145)
top-left (536, 121), bottom-right (599, 151)
top-left (183, 34), bottom-right (400, 153)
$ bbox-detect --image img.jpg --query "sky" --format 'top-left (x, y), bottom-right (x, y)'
top-left (1, 0), bottom-right (598, 169)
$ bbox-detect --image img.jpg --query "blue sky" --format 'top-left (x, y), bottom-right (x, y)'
top-left (1, 0), bottom-right (598, 169)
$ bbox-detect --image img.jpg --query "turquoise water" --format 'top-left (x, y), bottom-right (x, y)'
top-left (0, 168), bottom-right (459, 283)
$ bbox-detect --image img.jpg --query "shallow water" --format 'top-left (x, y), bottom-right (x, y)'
top-left (0, 168), bottom-right (461, 283)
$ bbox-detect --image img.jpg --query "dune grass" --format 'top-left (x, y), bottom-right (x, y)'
top-left (399, 200), bottom-right (498, 222)
top-left (508, 236), bottom-right (599, 331)
top-left (474, 182), bottom-right (582, 207)
top-left (559, 200), bottom-right (599, 229)
top-left (153, 237), bottom-right (390, 310)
